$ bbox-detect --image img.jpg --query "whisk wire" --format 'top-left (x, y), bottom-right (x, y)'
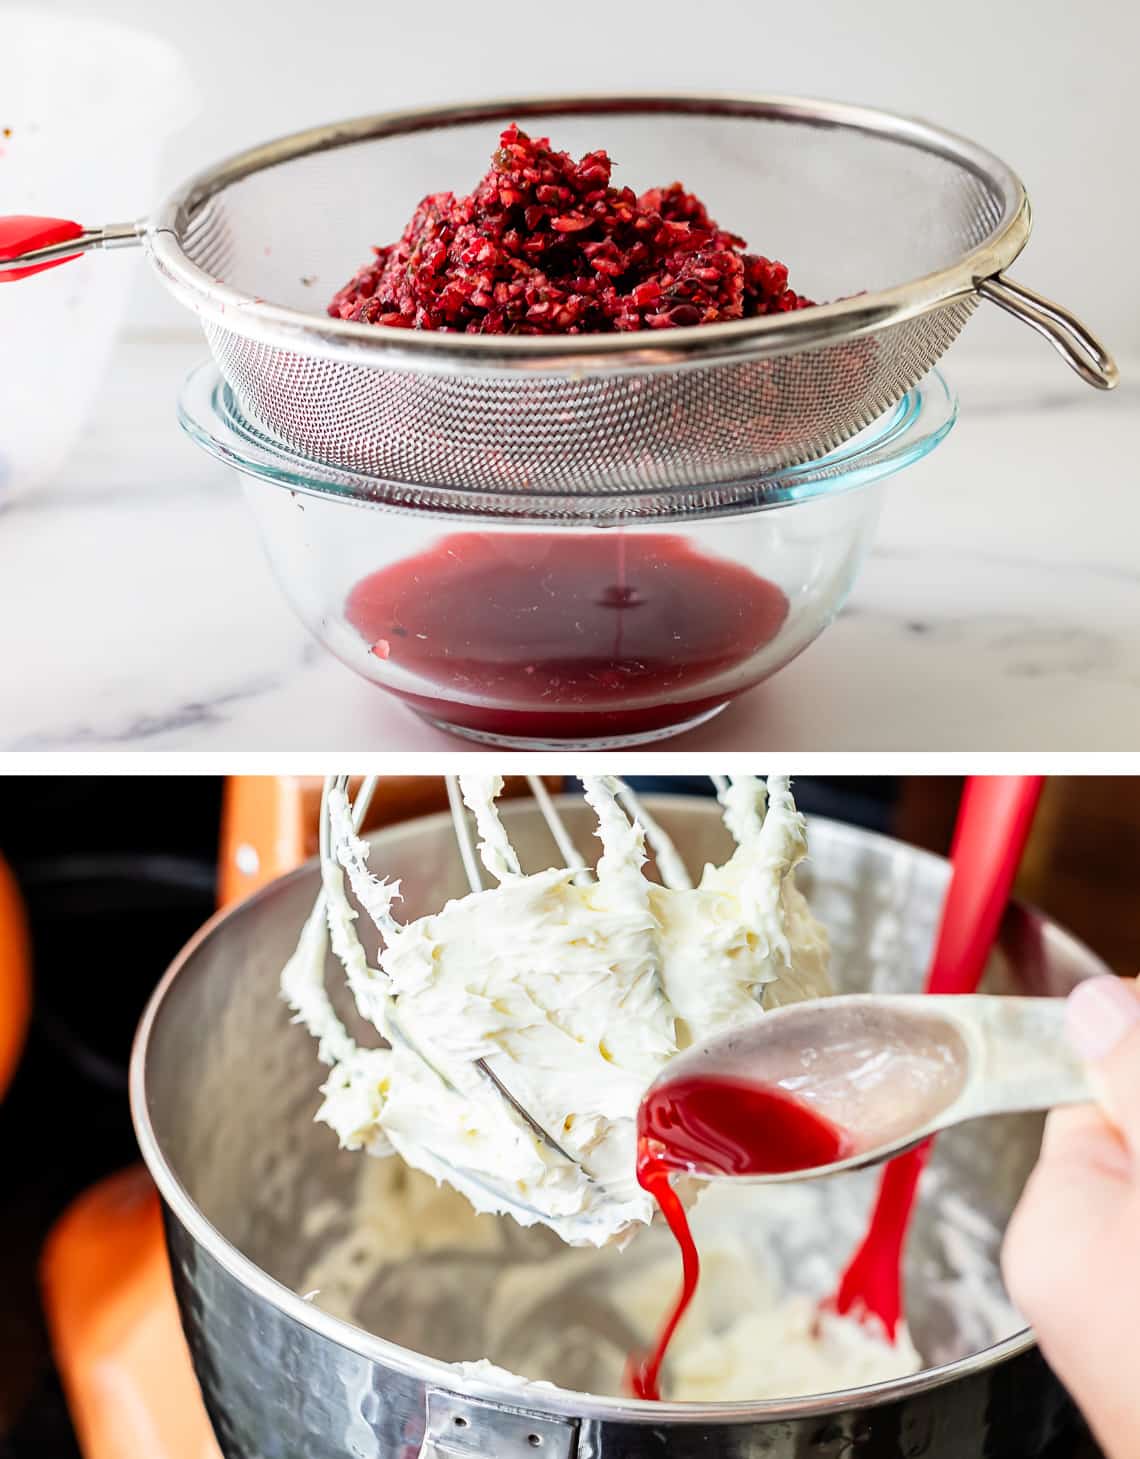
top-left (299, 772), bottom-right (785, 1226)
top-left (526, 775), bottom-right (592, 886)
top-left (445, 775), bottom-right (580, 1164)
top-left (445, 776), bottom-right (486, 893)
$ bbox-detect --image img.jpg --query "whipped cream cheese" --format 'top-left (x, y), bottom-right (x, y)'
top-left (297, 1158), bottom-right (927, 1403)
top-left (613, 1238), bottom-right (921, 1401)
top-left (282, 775), bottom-right (830, 1246)
top-left (681, 1303), bottom-right (919, 1401)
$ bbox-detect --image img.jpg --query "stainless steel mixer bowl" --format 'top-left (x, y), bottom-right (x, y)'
top-left (130, 798), bottom-right (1105, 1458)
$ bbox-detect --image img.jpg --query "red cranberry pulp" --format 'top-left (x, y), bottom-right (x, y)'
top-left (328, 124), bottom-right (815, 335)
top-left (345, 532), bottom-right (789, 741)
top-left (630, 1074), bottom-right (852, 1401)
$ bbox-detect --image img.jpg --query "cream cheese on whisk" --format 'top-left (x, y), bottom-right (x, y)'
top-left (283, 775), bottom-right (830, 1246)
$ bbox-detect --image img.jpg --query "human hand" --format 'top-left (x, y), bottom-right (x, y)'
top-left (1002, 975), bottom-right (1140, 1459)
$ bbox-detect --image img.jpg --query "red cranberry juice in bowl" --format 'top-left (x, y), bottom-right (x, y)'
top-left (198, 404), bottom-right (916, 749)
top-left (343, 530), bottom-right (791, 742)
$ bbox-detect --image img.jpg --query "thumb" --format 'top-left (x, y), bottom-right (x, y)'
top-left (1066, 975), bottom-right (1140, 1150)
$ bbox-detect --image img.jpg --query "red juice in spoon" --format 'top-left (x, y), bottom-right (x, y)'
top-left (629, 1073), bottom-right (852, 1401)
top-left (345, 531), bottom-right (788, 741)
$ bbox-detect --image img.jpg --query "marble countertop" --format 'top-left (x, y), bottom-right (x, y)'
top-left (2, 328), bottom-right (1136, 753)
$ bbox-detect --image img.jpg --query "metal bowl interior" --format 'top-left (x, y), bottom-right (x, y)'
top-left (131, 800), bottom-right (1106, 1448)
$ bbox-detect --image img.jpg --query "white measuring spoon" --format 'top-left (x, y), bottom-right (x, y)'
top-left (646, 994), bottom-right (1093, 1184)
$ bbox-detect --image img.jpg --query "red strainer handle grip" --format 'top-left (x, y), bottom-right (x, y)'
top-left (0, 216), bottom-right (86, 281)
top-left (828, 775), bottom-right (1046, 1337)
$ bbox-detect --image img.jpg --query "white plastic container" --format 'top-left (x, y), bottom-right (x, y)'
top-left (0, 10), bottom-right (197, 502)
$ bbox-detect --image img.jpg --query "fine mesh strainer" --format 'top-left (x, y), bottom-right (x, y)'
top-left (1, 94), bottom-right (1118, 494)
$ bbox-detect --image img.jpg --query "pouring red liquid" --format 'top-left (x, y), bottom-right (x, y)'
top-left (345, 532), bottom-right (789, 741)
top-left (630, 1073), bottom-right (852, 1401)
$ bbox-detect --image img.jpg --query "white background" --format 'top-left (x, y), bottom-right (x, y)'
top-left (13, 0), bottom-right (1140, 363)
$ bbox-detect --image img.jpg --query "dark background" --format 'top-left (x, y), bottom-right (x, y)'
top-left (3, 774), bottom-right (1135, 1457)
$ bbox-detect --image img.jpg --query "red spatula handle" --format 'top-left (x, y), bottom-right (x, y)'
top-left (830, 775), bottom-right (1045, 1337)
top-left (0, 216), bottom-right (87, 281)
top-left (929, 775), bottom-right (1046, 994)
top-left (831, 1142), bottom-right (930, 1336)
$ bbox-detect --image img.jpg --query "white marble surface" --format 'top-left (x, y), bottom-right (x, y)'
top-left (1, 328), bottom-right (1137, 753)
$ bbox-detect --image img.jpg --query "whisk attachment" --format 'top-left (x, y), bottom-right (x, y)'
top-left (282, 772), bottom-right (831, 1244)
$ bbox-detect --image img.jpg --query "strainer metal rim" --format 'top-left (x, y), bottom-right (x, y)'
top-left (129, 804), bottom-right (1108, 1427)
top-left (146, 91), bottom-right (1031, 378)
top-left (178, 360), bottom-right (957, 522)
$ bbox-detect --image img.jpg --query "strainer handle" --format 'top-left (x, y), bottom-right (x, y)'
top-left (0, 216), bottom-right (142, 281)
top-left (979, 274), bottom-right (1118, 391)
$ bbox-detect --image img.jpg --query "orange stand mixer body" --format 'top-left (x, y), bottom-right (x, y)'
top-left (0, 854), bottom-right (32, 1105)
top-left (39, 775), bottom-right (461, 1459)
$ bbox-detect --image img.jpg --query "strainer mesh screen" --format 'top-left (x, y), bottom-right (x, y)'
top-left (175, 105), bottom-right (1012, 493)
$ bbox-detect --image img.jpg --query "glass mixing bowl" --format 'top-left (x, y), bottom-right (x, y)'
top-left (180, 365), bottom-right (955, 748)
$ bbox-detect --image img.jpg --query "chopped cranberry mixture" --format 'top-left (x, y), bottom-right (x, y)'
top-left (328, 124), bottom-right (815, 334)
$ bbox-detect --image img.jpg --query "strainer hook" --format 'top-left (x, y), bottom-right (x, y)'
top-left (979, 274), bottom-right (1118, 390)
